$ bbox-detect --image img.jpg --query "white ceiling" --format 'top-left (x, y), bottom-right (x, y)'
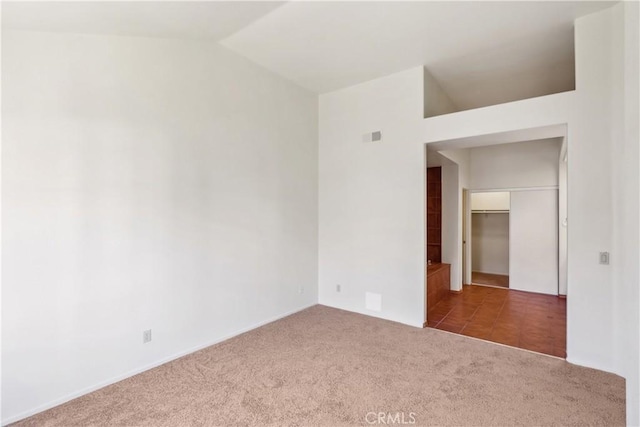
top-left (1, 1), bottom-right (284, 41)
top-left (3, 1), bottom-right (616, 109)
top-left (220, 1), bottom-right (613, 106)
top-left (428, 27), bottom-right (577, 111)
top-left (427, 124), bottom-right (567, 152)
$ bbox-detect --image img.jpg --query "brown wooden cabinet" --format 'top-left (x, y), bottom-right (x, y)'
top-left (427, 263), bottom-right (451, 311)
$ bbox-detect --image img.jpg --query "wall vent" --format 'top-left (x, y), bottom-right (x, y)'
top-left (363, 130), bottom-right (383, 143)
top-left (365, 292), bottom-right (382, 312)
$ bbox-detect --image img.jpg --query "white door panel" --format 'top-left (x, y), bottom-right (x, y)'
top-left (510, 190), bottom-right (559, 295)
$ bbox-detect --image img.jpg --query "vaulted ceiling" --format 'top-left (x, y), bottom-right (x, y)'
top-left (1, 1), bottom-right (284, 41)
top-left (3, 1), bottom-right (616, 110)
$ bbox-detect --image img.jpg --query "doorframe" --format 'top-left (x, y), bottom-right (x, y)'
top-left (462, 188), bottom-right (471, 285)
top-left (424, 125), bottom-right (569, 358)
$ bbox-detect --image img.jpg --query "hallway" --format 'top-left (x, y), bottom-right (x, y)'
top-left (427, 285), bottom-right (566, 358)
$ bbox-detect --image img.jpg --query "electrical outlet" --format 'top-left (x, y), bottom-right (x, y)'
top-left (599, 252), bottom-right (610, 265)
top-left (336, 284), bottom-right (341, 292)
top-left (298, 286), bottom-right (304, 294)
top-left (143, 329), bottom-right (152, 344)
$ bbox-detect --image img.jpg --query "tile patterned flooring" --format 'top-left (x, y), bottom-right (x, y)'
top-left (427, 285), bottom-right (566, 358)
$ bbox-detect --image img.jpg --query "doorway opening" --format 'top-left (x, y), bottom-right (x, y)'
top-left (425, 135), bottom-right (567, 359)
top-left (471, 191), bottom-right (510, 289)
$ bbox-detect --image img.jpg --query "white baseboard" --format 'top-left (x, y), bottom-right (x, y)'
top-left (565, 356), bottom-right (619, 377)
top-left (2, 303), bottom-right (317, 426)
top-left (318, 302), bottom-right (424, 329)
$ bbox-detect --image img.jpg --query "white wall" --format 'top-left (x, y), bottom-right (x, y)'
top-left (423, 91), bottom-right (573, 145)
top-left (2, 30), bottom-right (319, 424)
top-left (423, 67), bottom-right (457, 118)
top-left (427, 151), bottom-right (461, 290)
top-left (510, 190), bottom-right (559, 295)
top-left (471, 213), bottom-right (509, 275)
top-left (0, 4), bottom-right (4, 423)
top-left (439, 148), bottom-right (470, 188)
top-left (318, 67), bottom-right (425, 327)
top-left (611, 2), bottom-right (640, 425)
top-left (569, 7), bottom-right (616, 373)
top-left (439, 149), bottom-right (471, 284)
top-left (441, 162), bottom-right (460, 289)
top-left (624, 4), bottom-right (639, 423)
top-left (468, 138), bottom-right (562, 190)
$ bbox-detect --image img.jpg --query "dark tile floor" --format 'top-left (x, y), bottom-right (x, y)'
top-left (427, 285), bottom-right (566, 358)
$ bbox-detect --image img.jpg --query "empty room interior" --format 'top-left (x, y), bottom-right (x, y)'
top-left (1, 1), bottom-right (639, 426)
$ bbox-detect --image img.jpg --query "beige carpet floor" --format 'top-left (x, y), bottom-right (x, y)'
top-left (14, 305), bottom-right (625, 426)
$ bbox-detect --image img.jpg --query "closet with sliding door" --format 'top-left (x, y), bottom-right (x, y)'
top-left (470, 190), bottom-right (559, 294)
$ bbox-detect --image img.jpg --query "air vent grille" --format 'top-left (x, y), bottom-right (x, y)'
top-left (363, 130), bottom-right (383, 143)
